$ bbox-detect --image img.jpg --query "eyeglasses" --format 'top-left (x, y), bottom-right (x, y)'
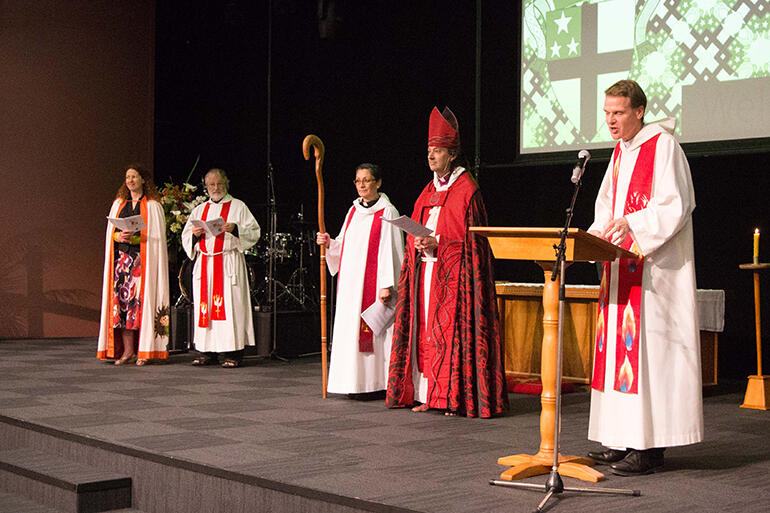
top-left (353, 178), bottom-right (376, 185)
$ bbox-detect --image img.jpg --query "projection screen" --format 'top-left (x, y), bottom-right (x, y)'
top-left (520, 0), bottom-right (770, 155)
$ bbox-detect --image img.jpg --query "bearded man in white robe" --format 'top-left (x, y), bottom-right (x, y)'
top-left (586, 80), bottom-right (703, 476)
top-left (182, 168), bottom-right (260, 368)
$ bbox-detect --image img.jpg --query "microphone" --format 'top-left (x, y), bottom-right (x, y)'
top-left (571, 150), bottom-right (591, 183)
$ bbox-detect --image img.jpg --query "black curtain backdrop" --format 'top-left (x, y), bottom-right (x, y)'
top-left (155, 0), bottom-right (769, 379)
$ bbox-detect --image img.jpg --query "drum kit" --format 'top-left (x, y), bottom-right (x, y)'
top-left (247, 208), bottom-right (318, 311)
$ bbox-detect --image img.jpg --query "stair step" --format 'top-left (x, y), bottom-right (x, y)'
top-left (0, 448), bottom-right (131, 513)
top-left (0, 490), bottom-right (61, 513)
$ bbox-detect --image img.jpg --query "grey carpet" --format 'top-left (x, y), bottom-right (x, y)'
top-left (1, 338), bottom-right (769, 513)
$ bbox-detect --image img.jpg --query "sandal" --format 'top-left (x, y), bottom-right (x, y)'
top-left (136, 359), bottom-right (148, 366)
top-left (221, 359), bottom-right (240, 368)
top-left (114, 354), bottom-right (137, 366)
top-left (192, 356), bottom-right (217, 366)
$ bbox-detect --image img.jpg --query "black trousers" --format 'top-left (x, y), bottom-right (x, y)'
top-left (199, 349), bottom-right (244, 362)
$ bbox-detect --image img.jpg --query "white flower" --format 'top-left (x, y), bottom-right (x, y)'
top-left (170, 209), bottom-right (181, 216)
top-left (184, 183), bottom-right (197, 192)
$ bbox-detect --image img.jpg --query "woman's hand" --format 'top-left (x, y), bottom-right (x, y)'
top-left (316, 232), bottom-right (330, 247)
top-left (414, 236), bottom-right (438, 252)
top-left (379, 287), bottom-right (393, 305)
top-left (116, 231), bottom-right (133, 243)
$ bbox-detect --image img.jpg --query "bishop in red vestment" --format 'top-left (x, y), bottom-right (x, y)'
top-left (386, 107), bottom-right (508, 418)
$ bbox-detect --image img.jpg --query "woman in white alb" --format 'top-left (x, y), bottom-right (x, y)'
top-left (317, 163), bottom-right (404, 397)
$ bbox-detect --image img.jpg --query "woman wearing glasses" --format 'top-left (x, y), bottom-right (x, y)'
top-left (316, 163), bottom-right (404, 398)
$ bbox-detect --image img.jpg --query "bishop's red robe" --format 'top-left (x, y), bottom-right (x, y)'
top-left (386, 170), bottom-right (508, 418)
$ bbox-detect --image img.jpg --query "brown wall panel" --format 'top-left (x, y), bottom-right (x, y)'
top-left (0, 0), bottom-right (155, 338)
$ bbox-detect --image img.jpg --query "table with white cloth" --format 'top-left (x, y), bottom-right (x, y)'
top-left (496, 282), bottom-right (725, 386)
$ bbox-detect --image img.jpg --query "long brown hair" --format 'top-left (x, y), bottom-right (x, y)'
top-left (115, 163), bottom-right (160, 201)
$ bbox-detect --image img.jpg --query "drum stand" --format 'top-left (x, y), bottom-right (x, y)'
top-left (281, 217), bottom-right (317, 309)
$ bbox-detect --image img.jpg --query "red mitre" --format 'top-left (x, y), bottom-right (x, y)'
top-left (428, 106), bottom-right (460, 148)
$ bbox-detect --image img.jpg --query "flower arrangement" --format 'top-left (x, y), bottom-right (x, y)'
top-left (159, 158), bottom-right (208, 252)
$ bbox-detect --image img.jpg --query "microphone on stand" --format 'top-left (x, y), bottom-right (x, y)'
top-left (571, 149), bottom-right (591, 183)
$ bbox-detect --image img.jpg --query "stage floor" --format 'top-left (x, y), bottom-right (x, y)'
top-left (1, 338), bottom-right (769, 513)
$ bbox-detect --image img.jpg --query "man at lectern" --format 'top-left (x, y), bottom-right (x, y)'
top-left (385, 106), bottom-right (508, 418)
top-left (586, 80), bottom-right (703, 475)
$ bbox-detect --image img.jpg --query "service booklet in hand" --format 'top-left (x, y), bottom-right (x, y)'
top-left (383, 216), bottom-right (432, 237)
top-left (360, 300), bottom-right (396, 336)
top-left (190, 217), bottom-right (225, 237)
top-left (107, 215), bottom-right (146, 232)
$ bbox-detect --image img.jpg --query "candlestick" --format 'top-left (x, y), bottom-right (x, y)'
top-left (754, 228), bottom-right (760, 265)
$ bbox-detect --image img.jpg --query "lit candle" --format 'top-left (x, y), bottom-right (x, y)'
top-left (754, 228), bottom-right (760, 264)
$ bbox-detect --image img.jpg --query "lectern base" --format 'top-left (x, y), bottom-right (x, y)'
top-left (740, 375), bottom-right (770, 410)
top-left (498, 452), bottom-right (605, 482)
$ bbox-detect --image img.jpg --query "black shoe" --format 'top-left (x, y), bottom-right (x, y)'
top-left (610, 449), bottom-right (664, 476)
top-left (587, 448), bottom-right (628, 464)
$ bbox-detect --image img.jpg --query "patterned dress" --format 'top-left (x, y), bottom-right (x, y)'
top-left (112, 198), bottom-right (143, 330)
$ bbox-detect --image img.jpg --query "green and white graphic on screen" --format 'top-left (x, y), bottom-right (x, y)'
top-left (520, 0), bottom-right (770, 154)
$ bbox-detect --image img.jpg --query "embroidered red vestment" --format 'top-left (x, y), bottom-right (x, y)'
top-left (593, 134), bottom-right (659, 394)
top-left (386, 172), bottom-right (508, 417)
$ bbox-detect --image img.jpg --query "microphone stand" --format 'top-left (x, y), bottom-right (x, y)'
top-left (490, 166), bottom-right (639, 511)
top-left (265, 163), bottom-right (288, 362)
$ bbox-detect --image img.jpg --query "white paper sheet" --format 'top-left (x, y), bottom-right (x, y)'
top-left (360, 299), bottom-right (396, 337)
top-left (382, 216), bottom-right (432, 237)
top-left (190, 217), bottom-right (225, 237)
top-left (107, 215), bottom-right (146, 232)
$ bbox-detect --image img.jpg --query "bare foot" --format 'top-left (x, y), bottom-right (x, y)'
top-left (411, 403), bottom-right (430, 412)
top-left (444, 411), bottom-right (457, 416)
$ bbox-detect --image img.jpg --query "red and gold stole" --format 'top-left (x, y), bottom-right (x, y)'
top-left (338, 208), bottom-right (385, 352)
top-left (198, 201), bottom-right (232, 327)
top-left (592, 134), bottom-right (659, 394)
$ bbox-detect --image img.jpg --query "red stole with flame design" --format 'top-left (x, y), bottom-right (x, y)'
top-left (198, 201), bottom-right (232, 327)
top-left (592, 134), bottom-right (659, 394)
top-left (338, 208), bottom-right (385, 352)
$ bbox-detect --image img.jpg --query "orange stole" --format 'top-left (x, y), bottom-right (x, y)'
top-left (98, 198), bottom-right (148, 360)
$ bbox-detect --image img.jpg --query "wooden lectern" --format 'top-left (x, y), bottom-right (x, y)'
top-left (470, 227), bottom-right (636, 483)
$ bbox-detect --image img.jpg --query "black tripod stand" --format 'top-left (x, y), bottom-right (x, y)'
top-left (260, 163), bottom-right (289, 361)
top-left (490, 155), bottom-right (639, 511)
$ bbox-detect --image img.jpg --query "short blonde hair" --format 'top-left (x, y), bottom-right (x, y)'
top-left (605, 79), bottom-right (647, 110)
